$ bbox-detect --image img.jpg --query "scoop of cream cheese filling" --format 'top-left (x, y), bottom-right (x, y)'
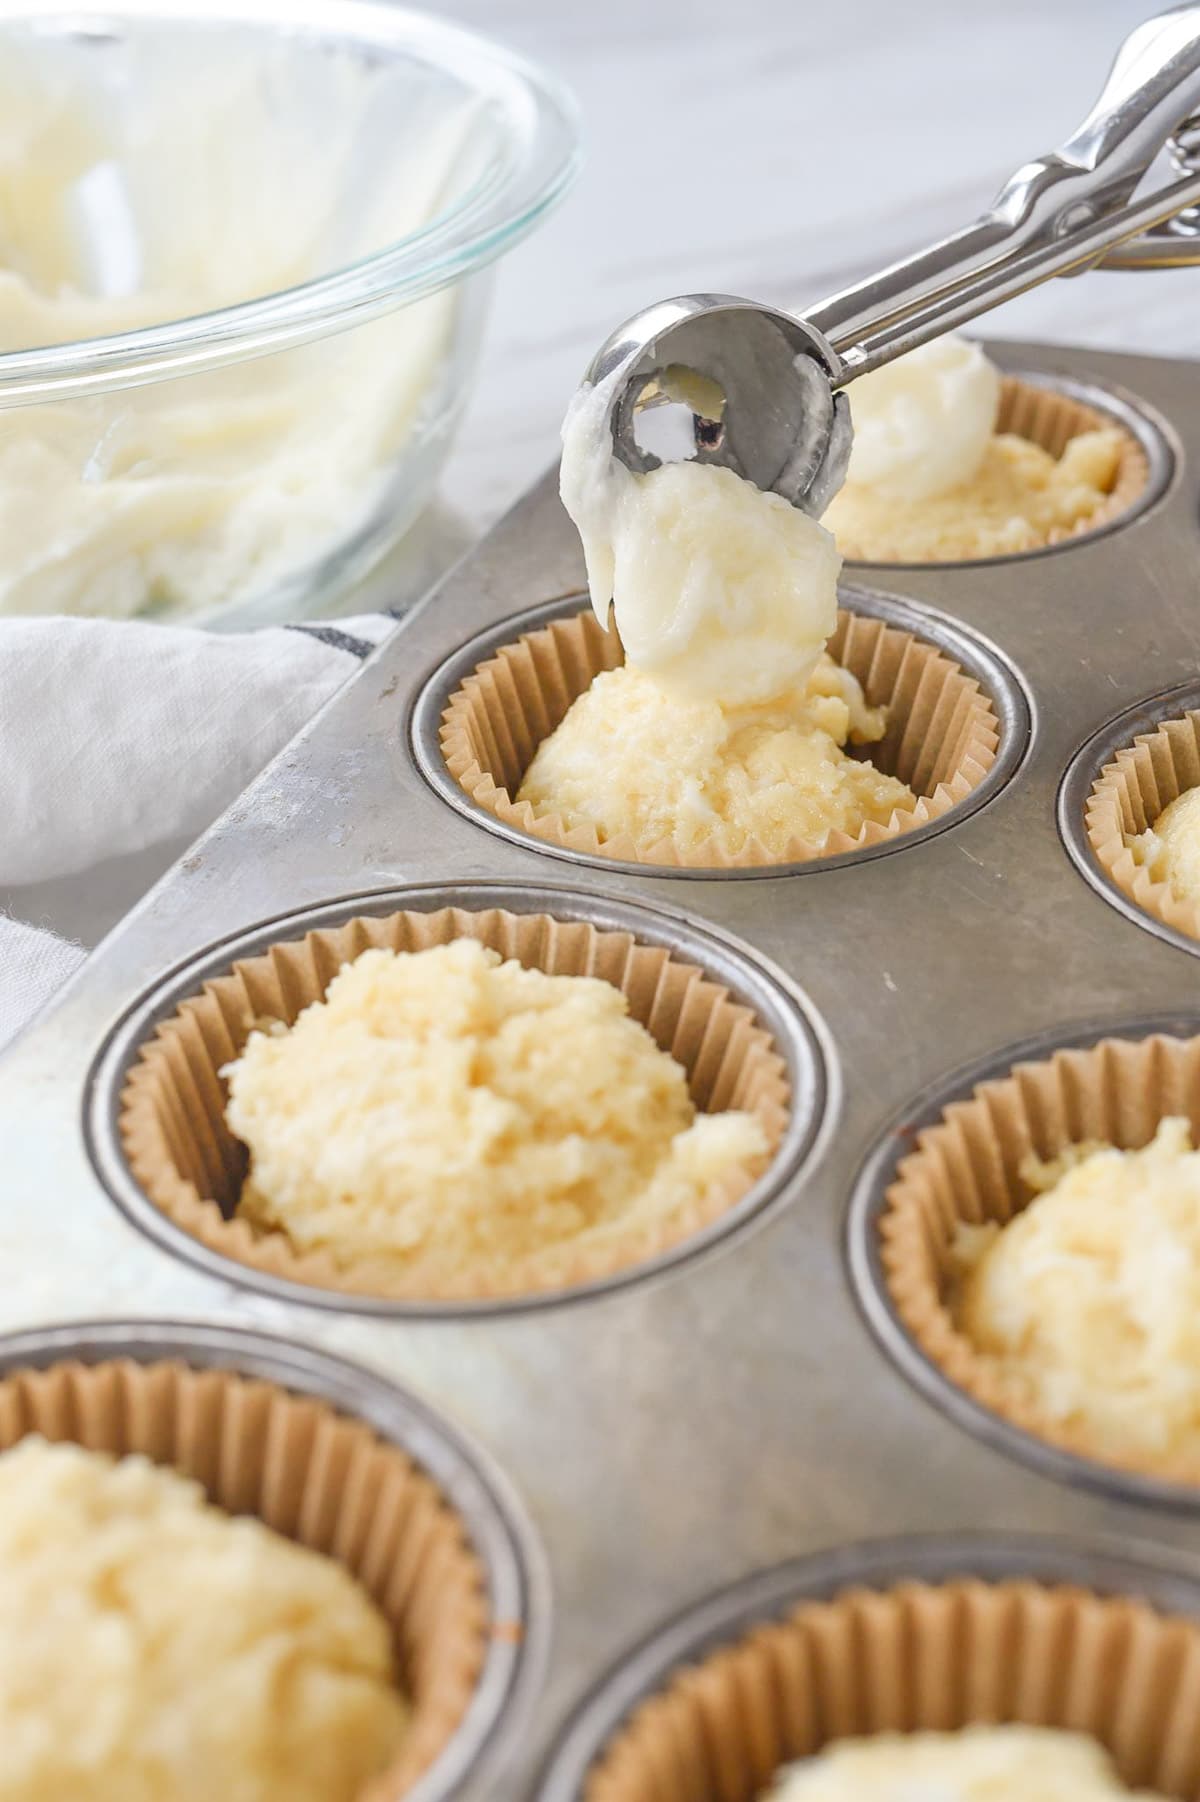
top-left (832, 333), bottom-right (1000, 504)
top-left (559, 365), bottom-right (841, 708)
top-left (541, 359), bottom-right (916, 858)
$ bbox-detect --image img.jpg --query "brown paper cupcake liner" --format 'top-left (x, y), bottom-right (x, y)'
top-left (0, 1351), bottom-right (487, 1801)
top-left (584, 1576), bottom-right (1200, 1802)
top-left (118, 905), bottom-right (790, 1301)
top-left (438, 606), bottom-right (1000, 868)
top-left (1086, 709), bottom-right (1200, 943)
top-left (994, 374), bottom-right (1148, 547)
top-left (878, 1030), bottom-right (1200, 1486)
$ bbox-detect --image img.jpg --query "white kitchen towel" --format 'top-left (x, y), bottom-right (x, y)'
top-left (0, 915), bottom-right (88, 1048)
top-left (0, 610), bottom-right (396, 1050)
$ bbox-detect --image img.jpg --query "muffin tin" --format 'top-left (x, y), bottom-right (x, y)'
top-left (4, 339), bottom-right (1200, 1799)
top-left (535, 1536), bottom-right (1200, 1802)
top-left (1060, 678), bottom-right (1200, 957)
top-left (848, 1014), bottom-right (1200, 1512)
top-left (0, 1318), bottom-right (547, 1802)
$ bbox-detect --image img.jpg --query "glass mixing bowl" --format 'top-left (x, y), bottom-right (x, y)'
top-left (0, 0), bottom-right (578, 628)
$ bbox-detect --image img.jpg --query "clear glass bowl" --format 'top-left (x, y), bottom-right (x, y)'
top-left (0, 0), bottom-right (579, 628)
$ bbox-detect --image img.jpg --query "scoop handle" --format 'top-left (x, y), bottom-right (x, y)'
top-left (807, 4), bottom-right (1200, 379)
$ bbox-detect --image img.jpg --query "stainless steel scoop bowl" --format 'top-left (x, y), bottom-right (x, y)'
top-left (586, 3), bottom-right (1200, 516)
top-left (585, 298), bottom-right (853, 517)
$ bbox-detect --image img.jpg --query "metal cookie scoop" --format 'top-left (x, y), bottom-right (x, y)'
top-left (585, 3), bottom-right (1200, 516)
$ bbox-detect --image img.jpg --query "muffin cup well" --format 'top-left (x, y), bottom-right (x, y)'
top-left (994, 374), bottom-right (1148, 544)
top-left (1085, 708), bottom-right (1200, 944)
top-left (877, 1030), bottom-right (1200, 1488)
top-left (437, 605), bottom-right (1000, 869)
top-left (0, 1343), bottom-right (489, 1802)
top-left (117, 904), bottom-right (790, 1302)
top-left (580, 1573), bottom-right (1200, 1802)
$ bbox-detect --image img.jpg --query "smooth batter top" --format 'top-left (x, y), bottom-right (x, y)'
top-left (545, 371), bottom-right (915, 854)
top-left (768, 1727), bottom-right (1165, 1800)
top-left (1126, 786), bottom-right (1200, 906)
top-left (0, 1437), bottom-right (406, 1802)
top-left (225, 940), bottom-right (766, 1288)
top-left (518, 653), bottom-right (914, 858)
top-left (823, 334), bottom-right (1123, 561)
top-left (952, 1118), bottom-right (1200, 1462)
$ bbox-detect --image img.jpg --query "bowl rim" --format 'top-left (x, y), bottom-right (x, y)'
top-left (0, 0), bottom-right (580, 402)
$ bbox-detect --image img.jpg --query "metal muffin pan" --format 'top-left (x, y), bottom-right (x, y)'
top-left (411, 587), bottom-right (1034, 879)
top-left (533, 1532), bottom-right (1200, 1802)
top-left (0, 1317), bottom-right (549, 1802)
top-left (1059, 676), bottom-right (1200, 959)
top-left (84, 880), bottom-right (836, 1316)
top-left (2, 339), bottom-right (1200, 1800)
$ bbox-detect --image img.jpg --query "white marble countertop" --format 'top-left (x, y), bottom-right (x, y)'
top-left (9, 0), bottom-right (1200, 951)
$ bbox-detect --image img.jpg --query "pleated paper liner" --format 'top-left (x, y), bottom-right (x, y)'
top-left (584, 1576), bottom-right (1200, 1802)
top-left (438, 606), bottom-right (1000, 868)
top-left (1086, 708), bottom-right (1200, 943)
top-left (879, 1030), bottom-right (1200, 1487)
top-left (994, 374), bottom-right (1148, 545)
top-left (118, 905), bottom-right (789, 1300)
top-left (0, 1352), bottom-right (487, 1802)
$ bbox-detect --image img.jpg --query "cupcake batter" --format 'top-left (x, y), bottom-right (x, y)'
top-left (537, 367), bottom-right (916, 857)
top-left (0, 1437), bottom-right (406, 1802)
top-left (823, 334), bottom-right (1124, 561)
top-left (225, 940), bottom-right (766, 1290)
top-left (1127, 785), bottom-right (1200, 906)
top-left (519, 653), bottom-right (914, 859)
top-left (951, 1117), bottom-right (1200, 1463)
top-left (768, 1726), bottom-right (1166, 1800)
